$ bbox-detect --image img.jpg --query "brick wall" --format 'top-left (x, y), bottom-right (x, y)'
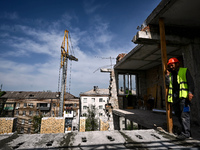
top-left (79, 117), bottom-right (86, 132)
top-left (100, 119), bottom-right (109, 131)
top-left (0, 117), bottom-right (16, 134)
top-left (40, 117), bottom-right (64, 134)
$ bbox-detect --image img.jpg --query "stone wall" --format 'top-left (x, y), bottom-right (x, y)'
top-left (0, 117), bottom-right (16, 134)
top-left (40, 117), bottom-right (64, 134)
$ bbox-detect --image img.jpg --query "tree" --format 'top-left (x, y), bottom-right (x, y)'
top-left (32, 115), bottom-right (43, 133)
top-left (85, 105), bottom-right (99, 131)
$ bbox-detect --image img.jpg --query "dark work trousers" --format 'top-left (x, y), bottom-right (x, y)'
top-left (173, 98), bottom-right (191, 137)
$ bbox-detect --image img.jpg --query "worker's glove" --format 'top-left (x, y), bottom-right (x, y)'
top-left (188, 93), bottom-right (194, 101)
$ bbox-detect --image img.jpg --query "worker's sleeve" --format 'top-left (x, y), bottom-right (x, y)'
top-left (186, 69), bottom-right (194, 94)
top-left (165, 74), bottom-right (170, 86)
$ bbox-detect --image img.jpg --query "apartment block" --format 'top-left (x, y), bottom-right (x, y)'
top-left (0, 91), bottom-right (79, 134)
top-left (80, 86), bottom-right (109, 118)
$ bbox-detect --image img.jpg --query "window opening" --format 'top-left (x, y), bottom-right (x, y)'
top-left (118, 74), bottom-right (136, 95)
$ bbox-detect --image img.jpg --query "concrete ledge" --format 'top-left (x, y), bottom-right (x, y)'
top-left (133, 31), bottom-right (190, 45)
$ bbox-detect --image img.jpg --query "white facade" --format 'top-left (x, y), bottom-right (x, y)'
top-left (64, 109), bottom-right (80, 133)
top-left (80, 96), bottom-right (109, 118)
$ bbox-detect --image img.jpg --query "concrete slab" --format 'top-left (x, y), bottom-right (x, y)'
top-left (0, 130), bottom-right (200, 149)
top-left (113, 109), bottom-right (180, 130)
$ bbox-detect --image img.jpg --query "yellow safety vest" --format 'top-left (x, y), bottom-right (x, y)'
top-left (168, 67), bottom-right (189, 103)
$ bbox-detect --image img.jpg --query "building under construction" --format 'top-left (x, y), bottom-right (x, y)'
top-left (112, 0), bottom-right (200, 135)
top-left (0, 0), bottom-right (200, 149)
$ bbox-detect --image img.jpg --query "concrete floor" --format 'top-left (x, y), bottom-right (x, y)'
top-left (0, 129), bottom-right (200, 150)
top-left (112, 109), bottom-right (200, 141)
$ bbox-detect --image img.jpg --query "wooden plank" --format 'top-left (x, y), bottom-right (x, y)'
top-left (159, 18), bottom-right (173, 133)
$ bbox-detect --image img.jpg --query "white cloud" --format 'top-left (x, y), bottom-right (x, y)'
top-left (83, 0), bottom-right (102, 14)
top-left (0, 12), bottom-right (19, 20)
top-left (0, 10), bottom-right (134, 97)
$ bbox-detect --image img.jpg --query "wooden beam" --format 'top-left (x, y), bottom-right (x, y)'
top-left (159, 18), bottom-right (173, 133)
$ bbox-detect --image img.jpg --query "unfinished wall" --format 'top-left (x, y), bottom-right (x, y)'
top-left (110, 70), bottom-right (119, 109)
top-left (40, 117), bottom-right (64, 134)
top-left (0, 117), bottom-right (16, 134)
top-left (137, 71), bottom-right (147, 98)
top-left (183, 43), bottom-right (200, 125)
top-left (145, 65), bottom-right (165, 109)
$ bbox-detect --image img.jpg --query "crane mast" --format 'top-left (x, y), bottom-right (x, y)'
top-left (58, 30), bottom-right (78, 117)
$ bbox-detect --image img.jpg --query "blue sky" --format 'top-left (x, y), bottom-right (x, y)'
top-left (0, 0), bottom-right (161, 97)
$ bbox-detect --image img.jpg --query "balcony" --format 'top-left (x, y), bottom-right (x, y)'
top-left (37, 103), bottom-right (50, 111)
top-left (64, 110), bottom-right (74, 118)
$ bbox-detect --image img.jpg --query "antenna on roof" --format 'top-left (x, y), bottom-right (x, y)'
top-left (93, 56), bottom-right (115, 73)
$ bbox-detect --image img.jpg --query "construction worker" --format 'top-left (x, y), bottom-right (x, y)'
top-left (166, 57), bottom-right (194, 140)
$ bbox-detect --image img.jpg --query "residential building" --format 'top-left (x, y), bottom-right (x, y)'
top-left (0, 91), bottom-right (79, 134)
top-left (63, 98), bottom-right (79, 132)
top-left (79, 86), bottom-right (109, 120)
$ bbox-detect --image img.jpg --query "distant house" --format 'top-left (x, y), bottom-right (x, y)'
top-left (0, 91), bottom-right (79, 134)
top-left (79, 86), bottom-right (109, 118)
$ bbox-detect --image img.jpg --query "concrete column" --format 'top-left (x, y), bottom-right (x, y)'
top-left (113, 113), bottom-right (120, 130)
top-left (125, 118), bottom-right (127, 130)
top-left (130, 121), bottom-right (133, 130)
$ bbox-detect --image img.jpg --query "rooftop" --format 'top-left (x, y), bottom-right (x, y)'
top-left (80, 87), bottom-right (109, 96)
top-left (0, 91), bottom-right (77, 99)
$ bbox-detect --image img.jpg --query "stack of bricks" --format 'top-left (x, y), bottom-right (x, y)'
top-left (116, 53), bottom-right (126, 63)
top-left (0, 118), bottom-right (15, 134)
top-left (79, 117), bottom-right (86, 132)
top-left (40, 117), bottom-right (64, 134)
top-left (100, 119), bottom-right (109, 131)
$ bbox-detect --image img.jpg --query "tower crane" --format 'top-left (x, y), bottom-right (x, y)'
top-left (58, 30), bottom-right (78, 117)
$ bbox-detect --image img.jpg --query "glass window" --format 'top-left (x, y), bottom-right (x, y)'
top-left (23, 111), bottom-right (26, 116)
top-left (99, 105), bottom-right (103, 109)
top-left (91, 98), bottom-right (95, 102)
top-left (24, 103), bottom-right (27, 108)
top-left (16, 103), bottom-right (20, 108)
top-left (83, 106), bottom-right (87, 109)
top-left (4, 103), bottom-right (14, 110)
top-left (28, 119), bottom-right (32, 124)
top-left (29, 103), bottom-right (33, 108)
top-left (118, 74), bottom-right (136, 95)
top-left (36, 111), bottom-right (39, 116)
top-left (29, 111), bottom-right (33, 116)
top-left (21, 127), bottom-right (24, 133)
top-left (118, 74), bottom-right (124, 94)
top-left (83, 113), bottom-right (87, 117)
top-left (74, 103), bottom-right (77, 107)
top-left (83, 98), bottom-right (87, 103)
top-left (99, 98), bottom-right (103, 102)
top-left (22, 119), bottom-right (25, 124)
top-left (53, 103), bottom-right (56, 107)
top-left (16, 111), bottom-right (19, 116)
top-left (27, 128), bottom-right (31, 134)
